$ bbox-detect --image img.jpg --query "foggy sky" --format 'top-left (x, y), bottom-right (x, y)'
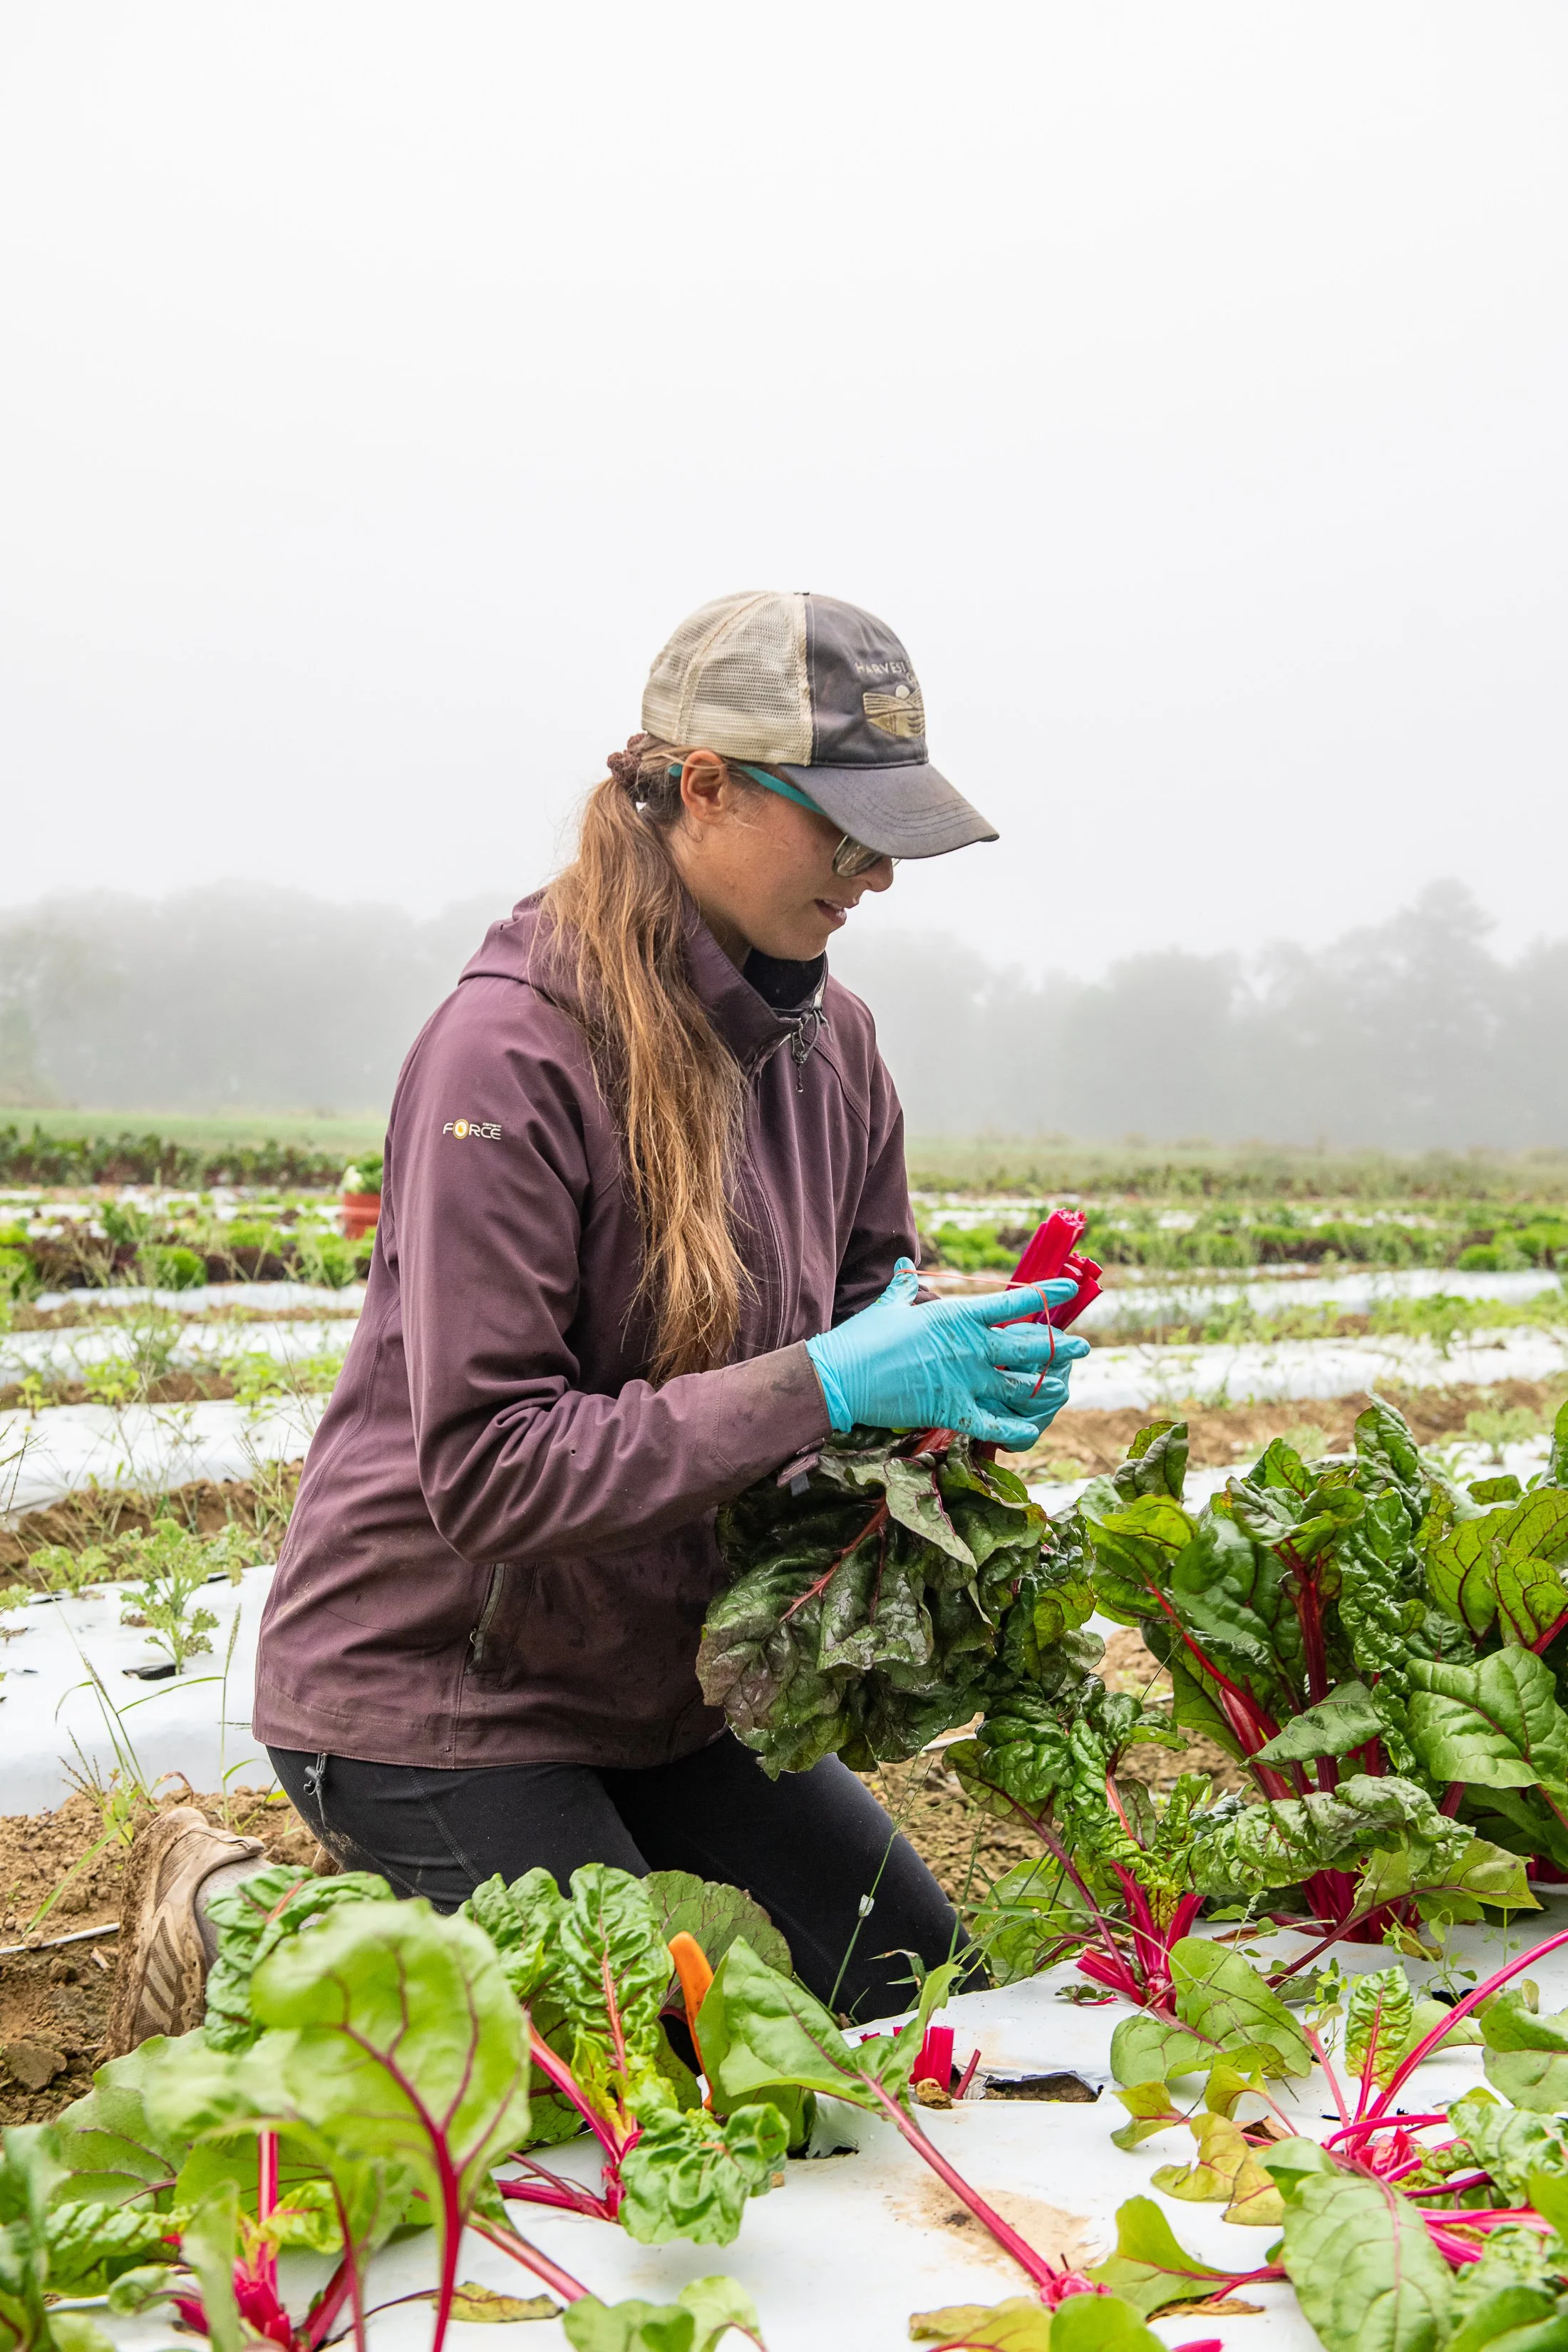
top-left (1, 4), bottom-right (1564, 979)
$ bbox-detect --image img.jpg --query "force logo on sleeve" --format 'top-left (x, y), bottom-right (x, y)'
top-left (442, 1119), bottom-right (502, 1140)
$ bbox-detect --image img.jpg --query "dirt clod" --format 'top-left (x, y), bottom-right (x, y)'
top-left (4, 2038), bottom-right (66, 2091)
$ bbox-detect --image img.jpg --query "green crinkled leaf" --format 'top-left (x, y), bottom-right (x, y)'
top-left (1254, 1680), bottom-right (1384, 1765)
top-left (702, 1431), bottom-right (1048, 1773)
top-left (41, 2199), bottom-right (175, 2296)
top-left (1445, 2091), bottom-right (1568, 2205)
top-left (1423, 1491), bottom-right (1568, 1640)
top-left (202, 1862), bottom-right (396, 2052)
top-left (1108, 1938), bottom-right (1311, 2085)
top-left (1405, 1649), bottom-right (1568, 1794)
top-left (617, 2103), bottom-right (786, 2246)
top-left (1115, 1420), bottom-right (1190, 1503)
top-left (460, 1867), bottom-right (566, 2003)
top-left (1084, 2194), bottom-right (1236, 2317)
top-left (1190, 1775), bottom-right (1455, 1901)
top-left (1277, 2166), bottom-right (1453, 2352)
top-left (249, 1899), bottom-right (532, 2234)
top-left (1344, 1966), bottom-right (1415, 2088)
top-left (1353, 1831), bottom-right (1535, 1924)
top-left (642, 1870), bottom-right (793, 1982)
top-left (561, 2274), bottom-right (761, 2352)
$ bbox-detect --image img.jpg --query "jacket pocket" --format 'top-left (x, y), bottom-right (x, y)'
top-left (468, 1563), bottom-right (512, 1675)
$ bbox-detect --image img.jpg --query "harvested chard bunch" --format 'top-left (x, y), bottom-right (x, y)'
top-left (698, 1212), bottom-right (1104, 1778)
top-left (698, 1426), bottom-right (1101, 1775)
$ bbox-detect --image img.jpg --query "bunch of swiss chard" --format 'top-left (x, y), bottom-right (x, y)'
top-left (956, 1398), bottom-right (1568, 2001)
top-left (698, 1211), bottom-right (1104, 1778)
top-left (698, 1426), bottom-right (1103, 1775)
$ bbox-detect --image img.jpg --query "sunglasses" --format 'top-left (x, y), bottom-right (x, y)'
top-left (681, 760), bottom-right (896, 880)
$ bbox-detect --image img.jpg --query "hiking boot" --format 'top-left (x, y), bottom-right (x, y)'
top-left (103, 1807), bottom-right (265, 2056)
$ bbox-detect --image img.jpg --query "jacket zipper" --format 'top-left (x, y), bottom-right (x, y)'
top-left (468, 1564), bottom-right (509, 1672)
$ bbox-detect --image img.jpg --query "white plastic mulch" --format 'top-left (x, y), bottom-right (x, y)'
top-left (0, 1397), bottom-right (327, 1517)
top-left (1063, 1325), bottom-right (1568, 1415)
top-left (31, 1282), bottom-right (366, 1315)
top-left (0, 1321), bottom-right (354, 1379)
top-left (1074, 1266), bottom-right (1565, 1332)
top-left (0, 1562), bottom-right (278, 1811)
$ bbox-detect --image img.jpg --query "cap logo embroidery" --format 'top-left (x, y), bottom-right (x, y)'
top-left (862, 684), bottom-right (924, 739)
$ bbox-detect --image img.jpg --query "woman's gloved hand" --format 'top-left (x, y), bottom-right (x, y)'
top-left (805, 1259), bottom-right (1090, 1450)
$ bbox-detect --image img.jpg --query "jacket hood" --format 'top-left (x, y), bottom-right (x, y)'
top-left (460, 891), bottom-right (825, 1076)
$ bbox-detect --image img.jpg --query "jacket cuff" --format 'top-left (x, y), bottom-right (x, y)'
top-left (709, 1341), bottom-right (833, 1482)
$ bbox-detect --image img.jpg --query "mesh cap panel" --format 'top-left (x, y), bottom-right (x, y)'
top-left (641, 592), bottom-right (812, 762)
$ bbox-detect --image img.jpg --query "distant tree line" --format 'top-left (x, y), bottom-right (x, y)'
top-left (0, 878), bottom-right (1558, 1150)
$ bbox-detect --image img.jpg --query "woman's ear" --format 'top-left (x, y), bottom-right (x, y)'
top-left (678, 750), bottom-right (731, 830)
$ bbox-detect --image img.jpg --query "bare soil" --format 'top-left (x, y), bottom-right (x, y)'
top-left (0, 1469), bottom-right (301, 1584)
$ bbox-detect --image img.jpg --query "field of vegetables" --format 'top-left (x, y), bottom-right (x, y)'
top-left (5, 1133), bottom-right (1568, 2351)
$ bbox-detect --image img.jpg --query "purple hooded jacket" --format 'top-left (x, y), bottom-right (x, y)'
top-left (252, 894), bottom-right (917, 1770)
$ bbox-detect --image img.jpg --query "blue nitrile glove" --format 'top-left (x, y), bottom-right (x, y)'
top-left (805, 1259), bottom-right (1090, 1450)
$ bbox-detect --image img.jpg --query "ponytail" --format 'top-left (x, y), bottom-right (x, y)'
top-left (540, 737), bottom-right (753, 1383)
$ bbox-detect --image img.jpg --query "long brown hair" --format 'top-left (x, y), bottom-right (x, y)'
top-left (540, 735), bottom-right (758, 1383)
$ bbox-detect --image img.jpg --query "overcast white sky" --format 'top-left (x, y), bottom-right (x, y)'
top-left (1, 3), bottom-right (1563, 977)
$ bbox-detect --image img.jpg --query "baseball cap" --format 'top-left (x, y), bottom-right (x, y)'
top-left (641, 591), bottom-right (997, 860)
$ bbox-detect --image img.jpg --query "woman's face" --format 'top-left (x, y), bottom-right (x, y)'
top-left (666, 752), bottom-right (896, 965)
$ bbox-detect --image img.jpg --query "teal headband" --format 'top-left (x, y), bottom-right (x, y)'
top-left (666, 759), bottom-right (824, 817)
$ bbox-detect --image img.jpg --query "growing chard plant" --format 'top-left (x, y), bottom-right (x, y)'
top-left (1088, 1925), bottom-right (1568, 2352)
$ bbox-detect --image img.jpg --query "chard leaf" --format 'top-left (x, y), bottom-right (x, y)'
top-left (701, 1936), bottom-right (956, 2114)
top-left (460, 1867), bottom-right (566, 2003)
top-left (910, 2295), bottom-right (1168, 2351)
top-left (1150, 2110), bottom-right (1284, 2225)
top-left (703, 1432), bottom-right (1048, 1773)
top-left (553, 1866), bottom-right (674, 2098)
top-left (202, 1863), bottom-right (395, 2052)
top-left (178, 2184), bottom-right (244, 2352)
top-left (1077, 1491), bottom-right (1196, 1624)
top-left (1551, 1401), bottom-right (1568, 1490)
top-left (1353, 1832), bottom-right (1535, 1924)
top-left (1254, 1680), bottom-right (1383, 1765)
top-left (1405, 1650), bottom-right (1568, 1793)
top-left (1423, 1492), bottom-right (1568, 1640)
top-left (1109, 2080), bottom-right (1187, 2152)
top-left (421, 2284), bottom-right (559, 2323)
top-left (1109, 1939), bottom-right (1310, 2085)
top-left (908, 2297), bottom-right (1056, 2348)
top-left (1190, 1775), bottom-right (1451, 1900)
top-left (617, 2103), bottom-right (786, 2246)
top-left (1445, 2092), bottom-right (1568, 2204)
top-left (562, 2274), bottom-right (761, 2352)
top-left (0, 2127), bottom-right (64, 2352)
top-left (249, 1899), bottom-right (532, 2239)
top-left (50, 2040), bottom-right (194, 2211)
top-left (41, 2200), bottom-right (175, 2296)
top-left (1343, 1966), bottom-right (1415, 2088)
top-left (1482, 1998), bottom-right (1568, 2109)
top-left (1084, 2194), bottom-right (1237, 2317)
top-left (1278, 2167), bottom-right (1453, 2352)
top-left (642, 1871), bottom-right (792, 1984)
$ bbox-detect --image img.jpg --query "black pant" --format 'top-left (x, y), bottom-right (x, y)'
top-left (269, 1733), bottom-right (970, 2021)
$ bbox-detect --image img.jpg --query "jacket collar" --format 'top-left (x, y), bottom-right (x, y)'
top-left (683, 909), bottom-right (825, 1074)
top-left (463, 891), bottom-right (825, 1077)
